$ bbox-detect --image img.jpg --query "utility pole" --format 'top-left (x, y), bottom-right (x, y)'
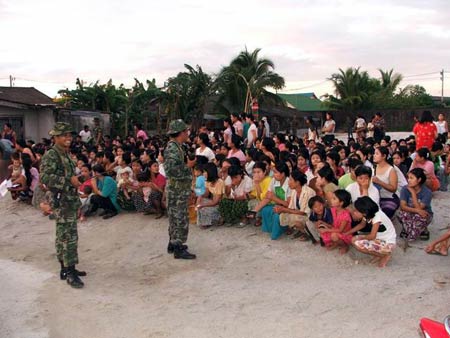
top-left (440, 69), bottom-right (444, 103)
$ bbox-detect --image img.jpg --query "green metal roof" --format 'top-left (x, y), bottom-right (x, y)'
top-left (278, 93), bottom-right (329, 112)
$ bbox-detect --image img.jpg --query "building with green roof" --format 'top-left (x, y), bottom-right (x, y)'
top-left (277, 93), bottom-right (329, 112)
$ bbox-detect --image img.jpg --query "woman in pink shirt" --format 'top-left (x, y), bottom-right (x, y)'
top-left (134, 123), bottom-right (149, 141)
top-left (410, 148), bottom-right (440, 192)
top-left (227, 134), bottom-right (246, 165)
top-left (274, 133), bottom-right (287, 151)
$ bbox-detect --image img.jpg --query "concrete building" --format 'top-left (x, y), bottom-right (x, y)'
top-left (0, 87), bottom-right (56, 142)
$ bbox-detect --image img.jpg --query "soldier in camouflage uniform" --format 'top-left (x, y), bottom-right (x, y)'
top-left (164, 119), bottom-right (197, 259)
top-left (40, 122), bottom-right (86, 288)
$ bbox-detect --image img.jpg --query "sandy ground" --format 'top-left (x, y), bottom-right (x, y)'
top-left (0, 190), bottom-right (449, 338)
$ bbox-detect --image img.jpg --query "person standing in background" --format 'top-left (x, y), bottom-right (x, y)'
top-left (435, 113), bottom-right (448, 143)
top-left (245, 114), bottom-right (258, 148)
top-left (79, 125), bottom-right (92, 144)
top-left (2, 123), bottom-right (16, 147)
top-left (373, 113), bottom-right (386, 143)
top-left (134, 123), bottom-right (149, 141)
top-left (413, 111), bottom-right (437, 151)
top-left (92, 117), bottom-right (103, 146)
top-left (321, 112), bottom-right (336, 145)
top-left (231, 112), bottom-right (244, 138)
top-left (261, 117), bottom-right (270, 137)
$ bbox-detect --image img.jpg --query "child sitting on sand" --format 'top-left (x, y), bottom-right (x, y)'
top-left (351, 196), bottom-right (397, 268)
top-left (318, 189), bottom-right (353, 253)
top-left (117, 171), bottom-right (134, 201)
top-left (306, 196), bottom-right (333, 245)
top-left (193, 164), bottom-right (206, 206)
top-left (9, 153), bottom-right (23, 182)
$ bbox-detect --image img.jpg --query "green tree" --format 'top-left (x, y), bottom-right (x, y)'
top-left (323, 67), bottom-right (375, 115)
top-left (128, 78), bottom-right (163, 134)
top-left (379, 68), bottom-right (403, 94)
top-left (164, 64), bottom-right (214, 131)
top-left (216, 48), bottom-right (285, 114)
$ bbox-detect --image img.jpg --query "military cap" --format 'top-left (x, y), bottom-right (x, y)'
top-left (49, 122), bottom-right (74, 136)
top-left (167, 119), bottom-right (188, 135)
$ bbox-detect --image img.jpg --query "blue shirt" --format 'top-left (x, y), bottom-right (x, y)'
top-left (400, 185), bottom-right (432, 214)
top-left (97, 176), bottom-right (120, 212)
top-left (309, 207), bottom-right (333, 224)
top-left (194, 176), bottom-right (206, 197)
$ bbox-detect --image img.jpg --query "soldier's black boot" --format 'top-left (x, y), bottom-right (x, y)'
top-left (59, 260), bottom-right (67, 280)
top-left (66, 266), bottom-right (85, 288)
top-left (173, 244), bottom-right (196, 260)
top-left (59, 261), bottom-right (86, 280)
top-left (167, 242), bottom-right (188, 254)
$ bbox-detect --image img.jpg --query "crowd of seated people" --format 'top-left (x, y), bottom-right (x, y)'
top-left (2, 110), bottom-right (450, 267)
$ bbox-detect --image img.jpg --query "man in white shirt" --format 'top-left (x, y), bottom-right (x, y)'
top-left (79, 125), bottom-right (92, 144)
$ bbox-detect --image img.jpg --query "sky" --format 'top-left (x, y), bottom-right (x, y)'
top-left (1, 0), bottom-right (450, 99)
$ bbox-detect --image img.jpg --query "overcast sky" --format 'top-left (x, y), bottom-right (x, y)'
top-left (1, 0), bottom-right (449, 98)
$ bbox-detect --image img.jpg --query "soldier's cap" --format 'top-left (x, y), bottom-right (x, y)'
top-left (167, 119), bottom-right (188, 135)
top-left (49, 122), bottom-right (74, 136)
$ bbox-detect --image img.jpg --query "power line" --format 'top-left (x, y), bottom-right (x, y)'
top-left (280, 80), bottom-right (329, 92)
top-left (402, 76), bottom-right (439, 81)
top-left (14, 77), bottom-right (68, 85)
top-left (403, 71), bottom-right (439, 78)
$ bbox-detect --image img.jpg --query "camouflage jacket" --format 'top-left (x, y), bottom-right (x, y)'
top-left (40, 145), bottom-right (80, 206)
top-left (164, 140), bottom-right (192, 188)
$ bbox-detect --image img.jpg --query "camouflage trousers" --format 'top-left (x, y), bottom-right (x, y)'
top-left (166, 186), bottom-right (190, 245)
top-left (54, 207), bottom-right (79, 267)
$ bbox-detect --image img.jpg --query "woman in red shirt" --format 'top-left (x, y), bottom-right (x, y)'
top-left (413, 111), bottom-right (437, 150)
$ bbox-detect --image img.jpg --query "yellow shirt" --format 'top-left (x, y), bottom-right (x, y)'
top-left (206, 179), bottom-right (224, 196)
top-left (250, 176), bottom-right (271, 201)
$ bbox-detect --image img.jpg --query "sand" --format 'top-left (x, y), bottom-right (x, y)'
top-left (0, 191), bottom-right (449, 338)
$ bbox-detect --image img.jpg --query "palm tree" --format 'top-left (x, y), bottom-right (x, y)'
top-left (324, 67), bottom-right (374, 115)
top-left (378, 68), bottom-right (403, 94)
top-left (216, 48), bottom-right (285, 114)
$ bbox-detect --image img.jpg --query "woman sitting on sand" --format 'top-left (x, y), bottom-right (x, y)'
top-left (351, 196), bottom-right (397, 268)
top-left (8, 154), bottom-right (39, 202)
top-left (315, 164), bottom-right (338, 206)
top-left (409, 148), bottom-right (440, 192)
top-left (372, 146), bottom-right (400, 218)
top-left (275, 169), bottom-right (316, 241)
top-left (248, 161), bottom-right (271, 227)
top-left (197, 163), bottom-right (224, 229)
top-left (253, 161), bottom-right (291, 240)
top-left (219, 165), bottom-right (252, 226)
top-left (398, 168), bottom-right (433, 241)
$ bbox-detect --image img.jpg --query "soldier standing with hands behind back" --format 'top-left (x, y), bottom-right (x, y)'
top-left (164, 119), bottom-right (197, 259)
top-left (40, 122), bottom-right (86, 288)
